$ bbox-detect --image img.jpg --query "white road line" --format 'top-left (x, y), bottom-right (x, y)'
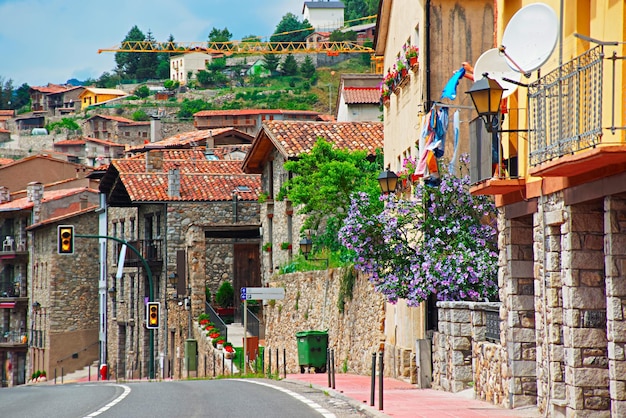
top-left (236, 379), bottom-right (336, 418)
top-left (83, 384), bottom-right (131, 418)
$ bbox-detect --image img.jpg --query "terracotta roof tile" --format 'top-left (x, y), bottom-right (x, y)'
top-left (342, 87), bottom-right (381, 104)
top-left (262, 121), bottom-right (383, 158)
top-left (0, 110), bottom-right (15, 117)
top-left (111, 149), bottom-right (260, 202)
top-left (86, 114), bottom-right (134, 123)
top-left (54, 138), bottom-right (86, 146)
top-left (194, 109), bottom-right (319, 117)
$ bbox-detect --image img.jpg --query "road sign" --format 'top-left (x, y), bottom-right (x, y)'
top-left (240, 287), bottom-right (285, 300)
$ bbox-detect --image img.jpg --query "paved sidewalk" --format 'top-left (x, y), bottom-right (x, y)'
top-left (285, 372), bottom-right (541, 418)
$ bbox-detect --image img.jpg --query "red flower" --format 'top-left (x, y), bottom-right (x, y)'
top-left (224, 346), bottom-right (235, 353)
top-left (209, 332), bottom-right (220, 339)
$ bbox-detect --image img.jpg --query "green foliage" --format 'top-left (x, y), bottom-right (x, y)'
top-left (134, 85), bottom-right (150, 98)
top-left (337, 265), bottom-right (357, 313)
top-left (281, 54), bottom-right (299, 76)
top-left (131, 110), bottom-right (150, 121)
top-left (177, 98), bottom-right (212, 119)
top-left (208, 27), bottom-right (232, 43)
top-left (262, 54), bottom-right (280, 73)
top-left (300, 56), bottom-right (316, 79)
top-left (271, 13), bottom-right (313, 43)
top-left (163, 79), bottom-right (180, 90)
top-left (207, 57), bottom-right (227, 71)
top-left (281, 137), bottom-right (384, 251)
top-left (215, 281), bottom-right (235, 308)
top-left (45, 117), bottom-right (80, 133)
top-left (329, 30), bottom-right (357, 42)
top-left (242, 34), bottom-right (261, 42)
top-left (343, 0), bottom-right (379, 21)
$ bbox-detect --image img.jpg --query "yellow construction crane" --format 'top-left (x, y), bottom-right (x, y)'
top-left (98, 40), bottom-right (374, 55)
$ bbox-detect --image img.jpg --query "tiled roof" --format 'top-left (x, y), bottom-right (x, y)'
top-left (79, 88), bottom-right (127, 97)
top-left (30, 84), bottom-right (71, 94)
top-left (194, 109), bottom-right (319, 117)
top-left (0, 110), bottom-right (15, 117)
top-left (111, 149), bottom-right (260, 202)
top-left (0, 187), bottom-right (97, 212)
top-left (262, 120), bottom-right (383, 158)
top-left (342, 87), bottom-right (381, 104)
top-left (304, 1), bottom-right (344, 10)
top-left (125, 128), bottom-right (252, 153)
top-left (84, 137), bottom-right (125, 147)
top-left (54, 138), bottom-right (86, 146)
top-left (86, 114), bottom-right (134, 123)
top-left (0, 157), bottom-right (15, 165)
top-left (0, 129), bottom-right (9, 133)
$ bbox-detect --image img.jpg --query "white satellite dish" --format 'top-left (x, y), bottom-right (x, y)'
top-left (473, 48), bottom-right (521, 98)
top-left (501, 3), bottom-right (558, 74)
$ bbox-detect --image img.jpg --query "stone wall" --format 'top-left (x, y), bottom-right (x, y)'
top-left (433, 302), bottom-right (507, 404)
top-left (264, 267), bottom-right (385, 375)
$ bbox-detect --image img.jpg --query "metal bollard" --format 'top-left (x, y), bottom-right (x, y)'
top-left (268, 346), bottom-right (272, 376)
top-left (54, 368), bottom-right (57, 385)
top-left (61, 367), bottom-right (64, 384)
top-left (370, 352), bottom-right (376, 406)
top-left (378, 351), bottom-right (384, 411)
top-left (330, 349), bottom-right (335, 389)
top-left (327, 348), bottom-right (332, 387)
top-left (222, 352), bottom-right (225, 376)
top-left (213, 352), bottom-right (216, 377)
top-left (275, 348), bottom-right (279, 377)
top-left (283, 348), bottom-right (287, 379)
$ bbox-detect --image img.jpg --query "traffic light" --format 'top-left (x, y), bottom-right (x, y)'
top-left (146, 302), bottom-right (160, 329)
top-left (57, 225), bottom-right (74, 254)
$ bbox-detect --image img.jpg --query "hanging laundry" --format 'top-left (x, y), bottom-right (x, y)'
top-left (441, 67), bottom-right (466, 100)
top-left (448, 110), bottom-right (461, 175)
top-left (415, 106), bottom-right (450, 180)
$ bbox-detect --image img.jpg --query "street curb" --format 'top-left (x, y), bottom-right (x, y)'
top-left (283, 377), bottom-right (388, 418)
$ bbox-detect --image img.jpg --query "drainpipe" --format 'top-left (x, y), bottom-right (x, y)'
top-left (425, 0), bottom-right (432, 111)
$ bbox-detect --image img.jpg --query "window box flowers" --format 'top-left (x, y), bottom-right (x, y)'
top-left (262, 242), bottom-right (272, 252)
top-left (280, 242), bottom-right (292, 250)
top-left (406, 45), bottom-right (419, 69)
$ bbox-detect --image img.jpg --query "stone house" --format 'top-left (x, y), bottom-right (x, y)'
top-left (241, 120), bottom-right (383, 284)
top-left (335, 73), bottom-right (382, 122)
top-left (373, 0), bottom-right (492, 388)
top-left (82, 115), bottom-right (151, 143)
top-left (53, 137), bottom-right (125, 167)
top-left (0, 183), bottom-right (100, 387)
top-left (193, 109), bottom-right (322, 137)
top-left (98, 139), bottom-right (261, 379)
top-left (29, 84), bottom-right (75, 113)
top-left (462, 1), bottom-right (626, 416)
top-left (0, 110), bottom-right (15, 130)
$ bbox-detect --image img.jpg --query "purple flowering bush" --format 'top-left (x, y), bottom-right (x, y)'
top-left (339, 155), bottom-right (498, 305)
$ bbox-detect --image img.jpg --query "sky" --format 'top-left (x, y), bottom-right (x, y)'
top-left (0, 0), bottom-right (303, 87)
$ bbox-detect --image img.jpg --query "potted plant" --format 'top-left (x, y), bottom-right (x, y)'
top-left (397, 58), bottom-right (408, 79)
top-left (406, 45), bottom-right (419, 68)
top-left (215, 281), bottom-right (235, 322)
top-left (258, 192), bottom-right (269, 203)
top-left (223, 342), bottom-right (235, 358)
top-left (380, 84), bottom-right (391, 106)
top-left (262, 242), bottom-right (272, 252)
top-left (280, 242), bottom-right (292, 250)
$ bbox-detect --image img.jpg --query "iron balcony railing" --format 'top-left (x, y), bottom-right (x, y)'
top-left (528, 45), bottom-right (604, 166)
top-left (114, 239), bottom-right (163, 265)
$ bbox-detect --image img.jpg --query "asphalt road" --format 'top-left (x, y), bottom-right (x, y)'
top-left (1, 378), bottom-right (369, 418)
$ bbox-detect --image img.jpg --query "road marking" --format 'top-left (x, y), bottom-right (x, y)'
top-left (235, 379), bottom-right (336, 418)
top-left (83, 384), bottom-right (131, 417)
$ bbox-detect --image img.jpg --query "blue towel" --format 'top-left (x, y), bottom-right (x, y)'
top-left (441, 67), bottom-right (466, 100)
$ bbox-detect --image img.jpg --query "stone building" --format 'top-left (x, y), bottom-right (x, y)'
top-left (366, 0), bottom-right (494, 388)
top-left (463, 1), bottom-right (626, 416)
top-left (0, 183), bottom-right (100, 386)
top-left (241, 120), bottom-right (382, 283)
top-left (99, 138), bottom-right (261, 379)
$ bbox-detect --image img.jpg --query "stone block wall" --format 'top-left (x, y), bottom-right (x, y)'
top-left (264, 268), bottom-right (386, 375)
top-left (433, 301), bottom-right (505, 401)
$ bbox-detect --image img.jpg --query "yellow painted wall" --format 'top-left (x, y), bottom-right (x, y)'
top-left (80, 92), bottom-right (123, 109)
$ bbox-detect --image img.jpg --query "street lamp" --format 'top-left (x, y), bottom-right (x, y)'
top-left (299, 237), bottom-right (329, 268)
top-left (377, 167), bottom-right (398, 193)
top-left (465, 75), bottom-right (505, 133)
top-left (168, 272), bottom-right (178, 289)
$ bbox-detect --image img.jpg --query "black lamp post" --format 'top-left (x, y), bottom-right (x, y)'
top-left (377, 167), bottom-right (398, 193)
top-left (299, 236), bottom-right (328, 268)
top-left (466, 75), bottom-right (505, 133)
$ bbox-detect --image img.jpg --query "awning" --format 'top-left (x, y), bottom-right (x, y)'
top-left (0, 302), bottom-right (15, 309)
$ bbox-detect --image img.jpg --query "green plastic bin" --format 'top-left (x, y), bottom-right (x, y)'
top-left (296, 330), bottom-right (328, 373)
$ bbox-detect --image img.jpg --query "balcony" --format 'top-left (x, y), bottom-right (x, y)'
top-left (528, 45), bottom-right (626, 178)
top-left (0, 235), bottom-right (27, 259)
top-left (116, 239), bottom-right (163, 267)
top-left (0, 330), bottom-right (28, 348)
top-left (469, 111), bottom-right (526, 196)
